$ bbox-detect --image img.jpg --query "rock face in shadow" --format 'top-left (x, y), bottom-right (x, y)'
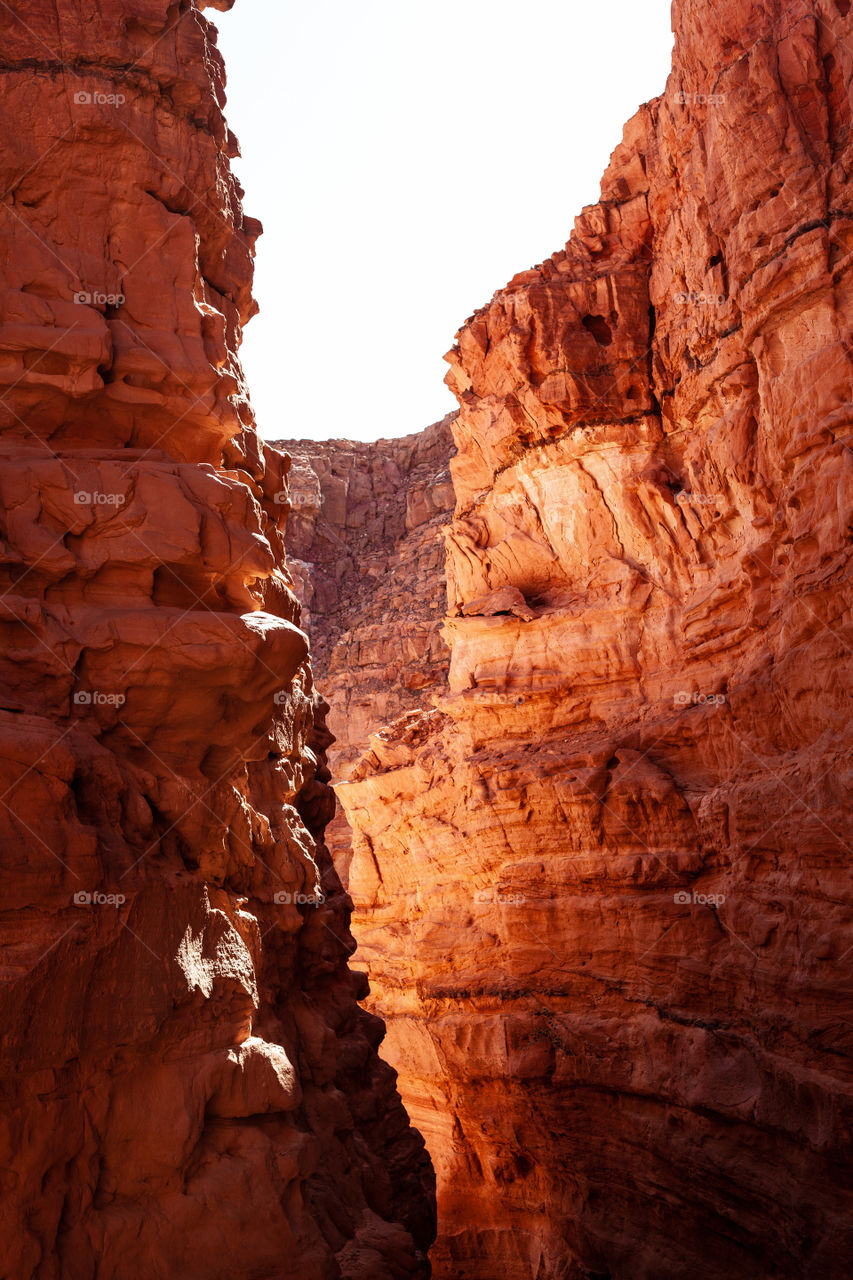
top-left (338, 0), bottom-right (853, 1275)
top-left (276, 420), bottom-right (455, 880)
top-left (0, 3), bottom-right (433, 1277)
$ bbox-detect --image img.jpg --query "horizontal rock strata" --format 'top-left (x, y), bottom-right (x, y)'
top-left (277, 420), bottom-right (455, 880)
top-left (339, 0), bottom-right (853, 1275)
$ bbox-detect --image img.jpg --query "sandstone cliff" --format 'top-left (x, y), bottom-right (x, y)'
top-left (0, 3), bottom-right (433, 1277)
top-left (277, 421), bottom-right (455, 879)
top-left (339, 0), bottom-right (853, 1275)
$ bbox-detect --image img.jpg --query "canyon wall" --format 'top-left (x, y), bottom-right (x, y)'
top-left (339, 0), bottom-right (853, 1276)
top-left (0, 3), bottom-right (433, 1277)
top-left (277, 421), bottom-right (455, 877)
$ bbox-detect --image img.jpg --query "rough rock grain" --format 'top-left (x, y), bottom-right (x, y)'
top-left (339, 0), bottom-right (853, 1275)
top-left (277, 421), bottom-right (455, 879)
top-left (0, 3), bottom-right (433, 1277)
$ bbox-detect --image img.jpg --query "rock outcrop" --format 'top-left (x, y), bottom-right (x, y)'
top-left (339, 0), bottom-right (853, 1276)
top-left (277, 421), bottom-right (455, 878)
top-left (0, 3), bottom-right (433, 1277)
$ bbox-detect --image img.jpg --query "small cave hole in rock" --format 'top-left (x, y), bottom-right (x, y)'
top-left (582, 313), bottom-right (613, 345)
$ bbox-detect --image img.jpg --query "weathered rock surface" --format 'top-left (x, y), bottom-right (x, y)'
top-left (276, 421), bottom-right (455, 878)
top-left (339, 0), bottom-right (853, 1275)
top-left (0, 3), bottom-right (433, 1277)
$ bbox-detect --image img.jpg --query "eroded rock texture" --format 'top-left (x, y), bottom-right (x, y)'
top-left (339, 0), bottom-right (853, 1276)
top-left (277, 422), bottom-right (454, 879)
top-left (0, 3), bottom-right (433, 1277)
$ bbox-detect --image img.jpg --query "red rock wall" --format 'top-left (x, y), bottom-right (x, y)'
top-left (339, 0), bottom-right (853, 1275)
top-left (276, 421), bottom-right (455, 881)
top-left (0, 3), bottom-right (433, 1277)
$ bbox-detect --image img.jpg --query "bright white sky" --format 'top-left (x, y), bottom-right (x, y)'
top-left (213, 1), bottom-right (674, 442)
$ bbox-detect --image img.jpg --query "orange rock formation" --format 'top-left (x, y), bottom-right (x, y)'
top-left (278, 422), bottom-right (455, 880)
top-left (339, 0), bottom-right (853, 1275)
top-left (0, 3), bottom-right (433, 1276)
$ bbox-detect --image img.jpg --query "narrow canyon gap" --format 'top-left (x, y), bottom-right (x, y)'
top-left (0, 2), bottom-right (434, 1277)
top-left (331, 0), bottom-right (853, 1276)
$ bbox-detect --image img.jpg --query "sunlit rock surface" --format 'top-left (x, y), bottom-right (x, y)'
top-left (339, 0), bottom-right (853, 1275)
top-left (277, 420), bottom-right (455, 881)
